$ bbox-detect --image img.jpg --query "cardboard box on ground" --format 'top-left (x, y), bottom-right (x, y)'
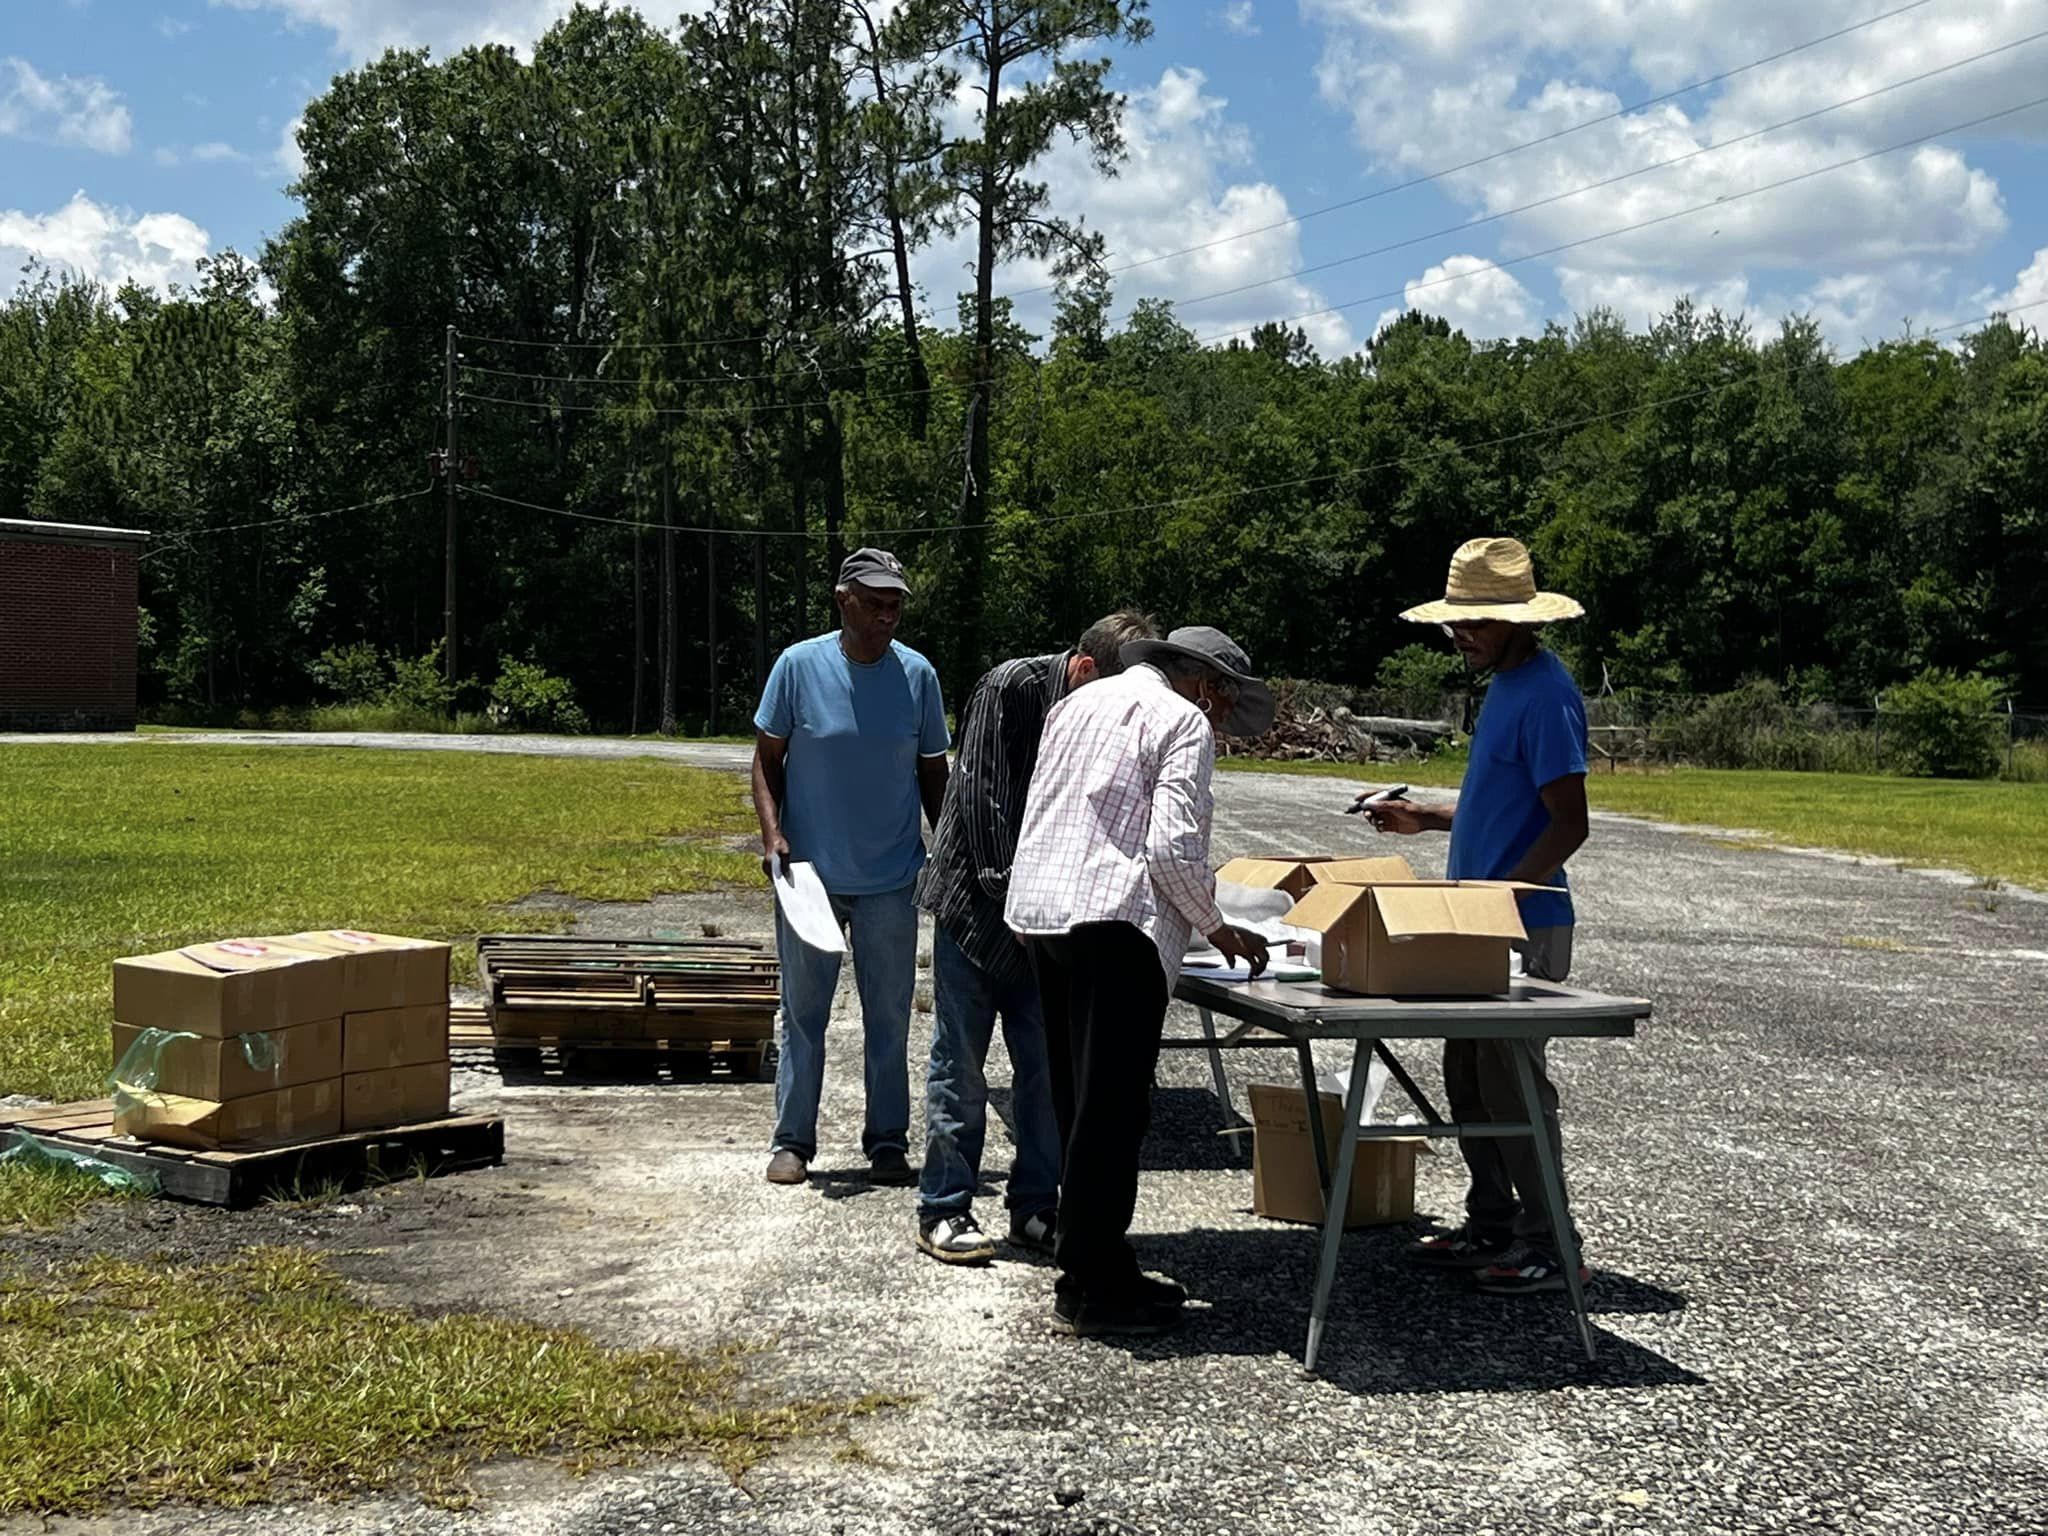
top-left (110, 932), bottom-right (452, 1151)
top-left (1248, 1082), bottom-right (1426, 1228)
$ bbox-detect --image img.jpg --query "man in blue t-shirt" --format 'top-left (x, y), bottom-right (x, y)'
top-left (1361, 536), bottom-right (1592, 1296)
top-left (751, 548), bottom-right (951, 1188)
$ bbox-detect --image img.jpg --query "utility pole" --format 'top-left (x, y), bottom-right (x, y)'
top-left (442, 324), bottom-right (459, 686)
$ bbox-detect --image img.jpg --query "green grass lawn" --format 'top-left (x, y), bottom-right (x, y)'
top-left (1217, 757), bottom-right (2048, 890)
top-left (0, 745), bottom-right (759, 1105)
top-left (0, 1247), bottom-right (889, 1513)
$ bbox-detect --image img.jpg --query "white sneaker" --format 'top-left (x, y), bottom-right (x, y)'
top-left (916, 1212), bottom-right (997, 1265)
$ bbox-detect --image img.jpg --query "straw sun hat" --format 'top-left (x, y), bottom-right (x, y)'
top-left (1398, 537), bottom-right (1584, 626)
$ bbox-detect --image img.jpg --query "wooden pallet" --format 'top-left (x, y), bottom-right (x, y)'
top-left (0, 1098), bottom-right (504, 1208)
top-left (450, 1011), bottom-right (776, 1081)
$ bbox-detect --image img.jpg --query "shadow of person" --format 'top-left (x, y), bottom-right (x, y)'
top-left (1078, 1224), bottom-right (1697, 1395)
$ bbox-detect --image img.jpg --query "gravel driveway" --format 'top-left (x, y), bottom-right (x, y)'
top-left (7, 739), bottom-right (2045, 1536)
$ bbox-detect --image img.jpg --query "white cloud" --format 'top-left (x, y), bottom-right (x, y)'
top-left (917, 66), bottom-right (1355, 356)
top-left (273, 115), bottom-right (305, 179)
top-left (208, 0), bottom-right (702, 60)
top-left (1555, 267), bottom-right (1754, 328)
top-left (159, 15), bottom-right (193, 36)
top-left (0, 57), bottom-right (132, 155)
top-left (1304, 0), bottom-right (2038, 344)
top-left (1373, 256), bottom-right (1541, 341)
top-left (0, 192), bottom-right (211, 294)
top-left (1975, 247), bottom-right (2048, 324)
top-left (1219, 2), bottom-right (1259, 37)
top-left (191, 141), bottom-right (247, 163)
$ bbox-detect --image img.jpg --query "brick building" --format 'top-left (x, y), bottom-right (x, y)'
top-left (0, 517), bottom-right (148, 732)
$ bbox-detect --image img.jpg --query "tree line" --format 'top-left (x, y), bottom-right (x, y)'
top-left (1, 1), bottom-right (2042, 732)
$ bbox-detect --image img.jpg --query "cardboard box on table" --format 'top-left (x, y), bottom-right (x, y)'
top-left (1214, 857), bottom-right (1336, 901)
top-left (1248, 1082), bottom-right (1424, 1228)
top-left (1283, 880), bottom-right (1530, 996)
top-left (1305, 856), bottom-right (1419, 887)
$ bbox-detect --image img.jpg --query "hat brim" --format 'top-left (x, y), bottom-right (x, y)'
top-left (1399, 592), bottom-right (1584, 625)
top-left (843, 572), bottom-right (909, 594)
top-left (1121, 639), bottom-right (1276, 737)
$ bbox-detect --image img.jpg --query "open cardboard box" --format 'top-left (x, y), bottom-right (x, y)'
top-left (1307, 856), bottom-right (1419, 886)
top-left (1249, 1082), bottom-right (1424, 1227)
top-left (1214, 856), bottom-right (1335, 901)
top-left (1285, 880), bottom-right (1531, 996)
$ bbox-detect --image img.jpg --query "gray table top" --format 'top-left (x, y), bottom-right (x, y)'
top-left (1175, 973), bottom-right (1650, 1041)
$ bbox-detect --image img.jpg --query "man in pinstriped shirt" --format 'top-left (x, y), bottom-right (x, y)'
top-left (913, 610), bottom-right (1160, 1267)
top-left (1006, 626), bottom-right (1276, 1339)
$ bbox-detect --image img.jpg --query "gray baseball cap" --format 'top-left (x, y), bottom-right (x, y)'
top-left (1120, 625), bottom-right (1276, 737)
top-left (838, 547), bottom-right (909, 593)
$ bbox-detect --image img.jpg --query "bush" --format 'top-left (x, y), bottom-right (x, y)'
top-left (1374, 644), bottom-right (1465, 701)
top-left (1879, 670), bottom-right (2004, 779)
top-left (385, 644), bottom-right (457, 717)
top-left (308, 642), bottom-right (388, 704)
top-left (489, 658), bottom-right (589, 734)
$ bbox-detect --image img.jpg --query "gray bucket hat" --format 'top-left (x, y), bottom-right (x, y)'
top-left (1120, 625), bottom-right (1276, 737)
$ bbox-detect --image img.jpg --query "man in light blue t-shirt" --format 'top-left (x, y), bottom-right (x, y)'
top-left (751, 547), bottom-right (951, 1188)
top-left (1361, 537), bottom-right (1592, 1297)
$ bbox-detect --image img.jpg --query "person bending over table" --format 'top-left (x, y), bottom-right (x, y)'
top-left (1361, 536), bottom-right (1592, 1296)
top-left (1005, 626), bottom-right (1274, 1338)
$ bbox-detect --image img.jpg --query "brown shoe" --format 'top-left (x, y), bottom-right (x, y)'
top-left (765, 1149), bottom-right (807, 1185)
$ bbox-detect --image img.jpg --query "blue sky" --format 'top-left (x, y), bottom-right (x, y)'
top-left (4, 0), bottom-right (2045, 354)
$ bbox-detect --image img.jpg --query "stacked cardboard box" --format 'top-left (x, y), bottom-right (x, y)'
top-left (1281, 864), bottom-right (1534, 996)
top-left (109, 931), bottom-right (451, 1150)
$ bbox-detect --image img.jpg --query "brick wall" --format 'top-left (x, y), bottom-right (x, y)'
top-left (0, 536), bottom-right (141, 731)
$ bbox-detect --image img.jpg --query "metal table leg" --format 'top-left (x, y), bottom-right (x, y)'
top-left (1297, 1040), bottom-right (1331, 1192)
top-left (1197, 1007), bottom-right (1235, 1119)
top-left (1511, 1038), bottom-right (1596, 1362)
top-left (1304, 1038), bottom-right (1373, 1374)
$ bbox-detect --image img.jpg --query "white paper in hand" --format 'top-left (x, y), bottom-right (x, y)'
top-left (769, 855), bottom-right (844, 955)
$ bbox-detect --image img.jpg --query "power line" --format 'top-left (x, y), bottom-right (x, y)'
top-left (458, 17), bottom-right (2035, 392)
top-left (459, 356), bottom-right (875, 389)
top-left (455, 0), bottom-right (1951, 355)
top-left (1168, 26), bottom-right (2048, 315)
top-left (138, 487), bottom-right (436, 562)
top-left (458, 295), bottom-right (2046, 543)
top-left (1193, 89), bottom-right (2048, 346)
top-left (1008, 0), bottom-right (1951, 298)
top-left (457, 378), bottom-right (950, 417)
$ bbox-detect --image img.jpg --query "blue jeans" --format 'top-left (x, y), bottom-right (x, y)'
top-left (771, 882), bottom-right (917, 1163)
top-left (918, 925), bottom-right (1062, 1223)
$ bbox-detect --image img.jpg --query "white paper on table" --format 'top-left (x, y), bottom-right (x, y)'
top-left (768, 855), bottom-right (844, 955)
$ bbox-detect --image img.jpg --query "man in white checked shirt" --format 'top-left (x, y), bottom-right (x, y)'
top-left (1006, 626), bottom-right (1276, 1338)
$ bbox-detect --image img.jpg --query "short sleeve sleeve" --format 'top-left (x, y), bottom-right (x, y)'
top-left (917, 661), bottom-right (951, 756)
top-left (754, 651), bottom-right (795, 738)
top-left (1522, 674), bottom-right (1588, 788)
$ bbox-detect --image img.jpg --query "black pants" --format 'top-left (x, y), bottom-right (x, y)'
top-left (1029, 921), bottom-right (1169, 1300)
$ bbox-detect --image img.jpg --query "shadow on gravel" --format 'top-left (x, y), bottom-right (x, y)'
top-left (1116, 1226), bottom-right (1700, 1396)
top-left (1141, 1087), bottom-right (1253, 1172)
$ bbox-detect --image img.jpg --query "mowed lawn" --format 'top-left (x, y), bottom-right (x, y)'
top-left (0, 745), bottom-right (760, 1104)
top-left (1220, 759), bottom-right (2048, 891)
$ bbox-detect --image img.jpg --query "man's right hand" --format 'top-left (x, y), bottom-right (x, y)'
top-left (761, 832), bottom-right (793, 882)
top-left (1358, 796), bottom-right (1431, 835)
top-left (1206, 923), bottom-right (1270, 977)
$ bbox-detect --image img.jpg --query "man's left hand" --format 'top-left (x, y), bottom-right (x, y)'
top-left (1206, 923), bottom-right (1270, 977)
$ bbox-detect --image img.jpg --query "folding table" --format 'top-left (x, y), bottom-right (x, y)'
top-left (1164, 975), bottom-right (1651, 1371)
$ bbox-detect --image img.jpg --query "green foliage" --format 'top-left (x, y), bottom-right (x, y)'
top-left (385, 645), bottom-right (455, 716)
top-left (489, 657), bottom-right (590, 734)
top-left (0, 744), bottom-right (758, 1102)
top-left (1880, 669), bottom-right (2006, 779)
top-left (308, 642), bottom-right (388, 704)
top-left (1374, 644), bottom-right (1464, 701)
top-left (1, 7), bottom-right (2044, 731)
